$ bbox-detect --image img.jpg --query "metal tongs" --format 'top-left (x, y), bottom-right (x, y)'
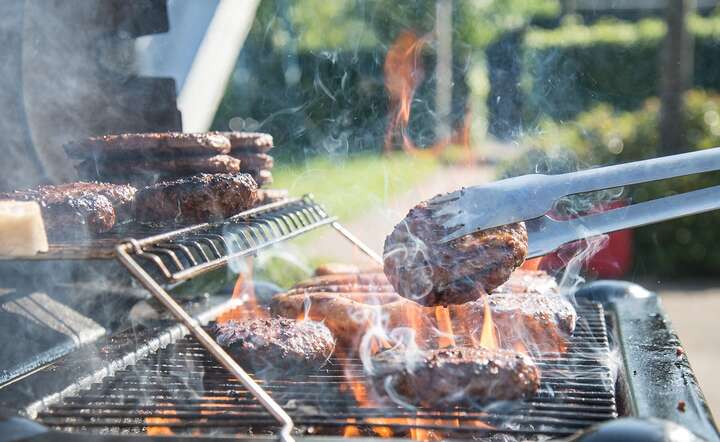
top-left (431, 147), bottom-right (720, 258)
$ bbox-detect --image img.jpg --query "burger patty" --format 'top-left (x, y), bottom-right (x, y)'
top-left (274, 269), bottom-right (575, 355)
top-left (64, 132), bottom-right (234, 159)
top-left (450, 270), bottom-right (576, 354)
top-left (221, 131), bottom-right (274, 153)
top-left (256, 188), bottom-right (288, 205)
top-left (293, 272), bottom-right (391, 290)
top-left (133, 173), bottom-right (259, 224)
top-left (231, 153), bottom-right (274, 170)
top-left (371, 347), bottom-right (540, 407)
top-left (270, 290), bottom-right (430, 352)
top-left (383, 199), bottom-right (528, 306)
top-left (76, 155), bottom-right (243, 182)
top-left (214, 318), bottom-right (334, 373)
top-left (250, 169), bottom-right (273, 186)
top-left (0, 182), bottom-right (136, 236)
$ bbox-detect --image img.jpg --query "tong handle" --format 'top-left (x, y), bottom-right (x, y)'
top-left (528, 184), bottom-right (720, 258)
top-left (557, 146), bottom-right (720, 196)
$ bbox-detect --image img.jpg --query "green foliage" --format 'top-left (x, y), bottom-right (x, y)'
top-left (523, 15), bottom-right (720, 122)
top-left (517, 90), bottom-right (720, 277)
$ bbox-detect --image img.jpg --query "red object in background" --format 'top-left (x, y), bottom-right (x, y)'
top-left (521, 200), bottom-right (633, 279)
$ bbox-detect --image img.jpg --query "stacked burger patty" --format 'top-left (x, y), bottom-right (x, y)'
top-left (1, 131), bottom-right (285, 239)
top-left (64, 131), bottom-right (275, 187)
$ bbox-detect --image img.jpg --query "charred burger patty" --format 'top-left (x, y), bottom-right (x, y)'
top-left (372, 346), bottom-right (540, 407)
top-left (215, 318), bottom-right (335, 373)
top-left (133, 172), bottom-right (258, 224)
top-left (383, 199), bottom-right (528, 306)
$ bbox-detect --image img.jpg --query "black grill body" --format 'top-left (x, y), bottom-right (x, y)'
top-left (1, 281), bottom-right (717, 441)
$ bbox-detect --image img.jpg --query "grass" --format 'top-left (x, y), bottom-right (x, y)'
top-left (270, 152), bottom-right (439, 221)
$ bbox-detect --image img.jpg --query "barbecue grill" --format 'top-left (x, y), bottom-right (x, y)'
top-left (0, 196), bottom-right (717, 441)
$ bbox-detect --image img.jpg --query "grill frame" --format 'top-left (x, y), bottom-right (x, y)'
top-left (2, 283), bottom-right (718, 440)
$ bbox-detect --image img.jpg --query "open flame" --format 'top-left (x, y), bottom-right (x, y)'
top-left (384, 30), bottom-right (427, 155)
top-left (383, 30), bottom-right (473, 162)
top-left (478, 294), bottom-right (498, 350)
top-left (217, 257), bottom-right (268, 324)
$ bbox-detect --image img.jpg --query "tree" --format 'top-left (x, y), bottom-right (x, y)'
top-left (660, 0), bottom-right (694, 155)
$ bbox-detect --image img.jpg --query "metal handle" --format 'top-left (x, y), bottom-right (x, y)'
top-left (557, 146), bottom-right (720, 195)
top-left (527, 185), bottom-right (720, 258)
top-left (116, 241), bottom-right (296, 442)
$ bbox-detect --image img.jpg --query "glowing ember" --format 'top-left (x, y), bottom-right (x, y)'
top-left (343, 418), bottom-right (361, 437)
top-left (145, 403), bottom-right (179, 436)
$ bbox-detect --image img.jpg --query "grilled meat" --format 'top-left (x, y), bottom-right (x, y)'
top-left (64, 132), bottom-right (233, 159)
top-left (450, 270), bottom-right (576, 354)
top-left (133, 173), bottom-right (259, 224)
top-left (221, 131), bottom-right (274, 153)
top-left (271, 290), bottom-right (430, 352)
top-left (215, 318), bottom-right (334, 373)
top-left (231, 152), bottom-right (274, 170)
top-left (314, 263), bottom-right (362, 276)
top-left (256, 188), bottom-right (289, 205)
top-left (250, 169), bottom-right (273, 186)
top-left (293, 272), bottom-right (391, 289)
top-left (0, 182), bottom-right (136, 237)
top-left (371, 347), bottom-right (540, 407)
top-left (76, 154), bottom-right (243, 184)
top-left (383, 199), bottom-right (528, 306)
top-left (274, 269), bottom-right (574, 355)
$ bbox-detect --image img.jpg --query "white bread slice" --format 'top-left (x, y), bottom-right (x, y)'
top-left (0, 200), bottom-right (49, 256)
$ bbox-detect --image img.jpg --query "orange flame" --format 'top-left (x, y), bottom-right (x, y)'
top-left (217, 257), bottom-right (269, 324)
top-left (145, 403), bottom-right (179, 435)
top-left (479, 294), bottom-right (498, 350)
top-left (434, 306), bottom-right (456, 348)
top-left (383, 31), bottom-right (475, 161)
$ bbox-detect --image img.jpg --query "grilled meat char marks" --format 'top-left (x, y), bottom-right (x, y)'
top-left (372, 347), bottom-right (540, 406)
top-left (0, 182), bottom-right (136, 236)
top-left (383, 199), bottom-right (528, 306)
top-left (215, 318), bottom-right (334, 373)
top-left (133, 173), bottom-right (258, 224)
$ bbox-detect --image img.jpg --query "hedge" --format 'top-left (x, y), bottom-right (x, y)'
top-left (510, 90), bottom-right (720, 277)
top-left (523, 15), bottom-right (720, 122)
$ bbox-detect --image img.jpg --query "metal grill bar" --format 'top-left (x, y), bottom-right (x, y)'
top-left (118, 196), bottom-right (336, 285)
top-left (35, 303), bottom-right (617, 438)
top-left (114, 197), bottom-right (343, 442)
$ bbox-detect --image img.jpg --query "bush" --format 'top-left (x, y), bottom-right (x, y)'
top-left (523, 15), bottom-right (720, 122)
top-left (513, 90), bottom-right (720, 277)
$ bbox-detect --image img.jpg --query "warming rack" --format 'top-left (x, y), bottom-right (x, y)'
top-left (114, 195), bottom-right (382, 442)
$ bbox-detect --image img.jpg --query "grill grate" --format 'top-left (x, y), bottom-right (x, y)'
top-left (35, 303), bottom-right (617, 439)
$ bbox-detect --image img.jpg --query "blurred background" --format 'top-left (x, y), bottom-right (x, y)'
top-left (1, 0), bottom-right (719, 415)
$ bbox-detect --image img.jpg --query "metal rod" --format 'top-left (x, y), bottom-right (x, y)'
top-left (330, 221), bottom-right (384, 265)
top-left (170, 216), bottom-right (337, 282)
top-left (115, 242), bottom-right (296, 442)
